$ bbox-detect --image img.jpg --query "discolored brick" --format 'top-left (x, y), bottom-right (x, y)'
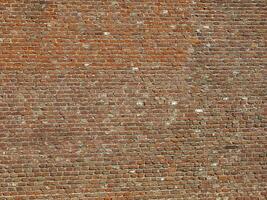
top-left (0, 0), bottom-right (266, 199)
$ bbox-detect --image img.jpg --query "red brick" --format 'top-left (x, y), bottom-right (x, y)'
top-left (0, 0), bottom-right (266, 199)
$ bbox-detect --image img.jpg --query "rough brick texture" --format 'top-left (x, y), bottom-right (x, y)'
top-left (0, 0), bottom-right (266, 199)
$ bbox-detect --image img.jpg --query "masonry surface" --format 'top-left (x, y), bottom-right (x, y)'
top-left (0, 0), bottom-right (266, 199)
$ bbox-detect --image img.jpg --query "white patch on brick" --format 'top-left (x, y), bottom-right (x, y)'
top-left (82, 44), bottom-right (90, 49)
top-left (84, 63), bottom-right (90, 67)
top-left (195, 109), bottom-right (203, 113)
top-left (0, 38), bottom-right (3, 43)
top-left (162, 10), bottom-right (168, 14)
top-left (80, 119), bottom-right (87, 123)
top-left (136, 100), bottom-right (144, 106)
top-left (241, 96), bottom-right (248, 100)
top-left (104, 32), bottom-right (110, 36)
top-left (203, 25), bottom-right (210, 29)
top-left (211, 163), bottom-right (218, 167)
top-left (194, 129), bottom-right (201, 133)
top-left (132, 67), bottom-right (139, 71)
top-left (112, 165), bottom-right (120, 169)
top-left (171, 101), bottom-right (177, 106)
top-left (223, 97), bottom-right (229, 101)
top-left (206, 43), bottom-right (211, 47)
top-left (233, 70), bottom-right (239, 75)
top-left (165, 122), bottom-right (171, 126)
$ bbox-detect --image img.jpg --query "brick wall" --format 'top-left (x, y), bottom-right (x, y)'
top-left (0, 0), bottom-right (266, 199)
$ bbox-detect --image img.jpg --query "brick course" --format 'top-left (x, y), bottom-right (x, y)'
top-left (0, 0), bottom-right (266, 199)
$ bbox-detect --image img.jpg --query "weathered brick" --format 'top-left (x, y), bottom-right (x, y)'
top-left (0, 0), bottom-right (266, 199)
